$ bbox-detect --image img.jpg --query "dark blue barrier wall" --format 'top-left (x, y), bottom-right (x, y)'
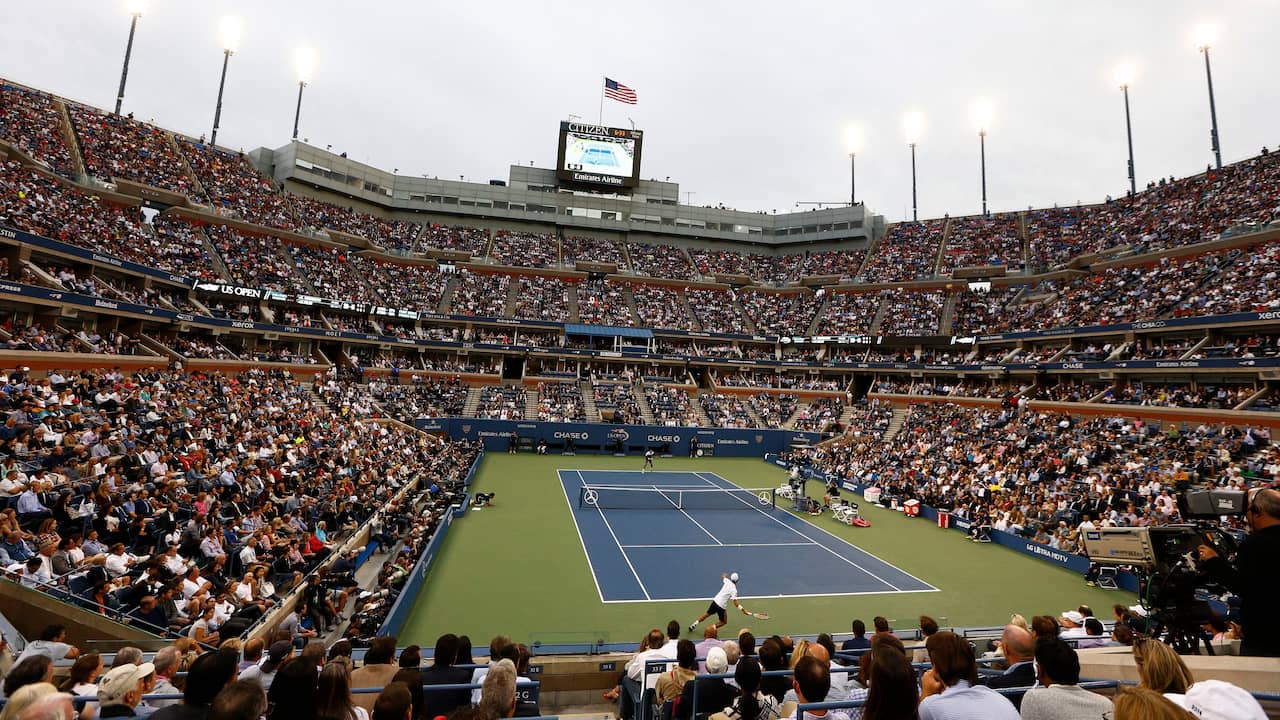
top-left (764, 454), bottom-right (1140, 592)
top-left (417, 418), bottom-right (821, 458)
top-left (380, 452), bottom-right (484, 636)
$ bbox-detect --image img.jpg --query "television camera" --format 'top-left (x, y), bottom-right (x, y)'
top-left (1081, 488), bottom-right (1246, 653)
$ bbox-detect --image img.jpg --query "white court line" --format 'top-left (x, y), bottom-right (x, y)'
top-left (653, 485), bottom-right (723, 545)
top-left (555, 470), bottom-right (609, 604)
top-left (699, 471), bottom-right (939, 593)
top-left (599, 587), bottom-right (937, 604)
top-left (694, 471), bottom-right (904, 592)
top-left (577, 470), bottom-right (651, 601)
top-left (622, 542), bottom-right (814, 548)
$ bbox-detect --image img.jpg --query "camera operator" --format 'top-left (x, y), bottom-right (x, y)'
top-left (1197, 488), bottom-right (1280, 657)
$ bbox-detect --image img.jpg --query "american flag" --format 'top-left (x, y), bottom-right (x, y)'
top-left (604, 78), bottom-right (637, 105)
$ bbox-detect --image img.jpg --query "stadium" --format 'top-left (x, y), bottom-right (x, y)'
top-left (0, 3), bottom-right (1278, 719)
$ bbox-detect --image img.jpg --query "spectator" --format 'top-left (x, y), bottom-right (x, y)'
top-left (58, 652), bottom-right (103, 697)
top-left (241, 641), bottom-right (291, 691)
top-left (151, 649), bottom-right (240, 720)
top-left (96, 661), bottom-right (156, 718)
top-left (917, 632), bottom-right (1017, 720)
top-left (0, 683), bottom-right (63, 720)
top-left (208, 681), bottom-right (269, 720)
top-left (478, 659), bottom-right (518, 720)
top-left (655, 639), bottom-right (698, 706)
top-left (840, 620), bottom-right (870, 652)
top-left (1110, 686), bottom-right (1195, 720)
top-left (389, 670), bottom-right (425, 720)
top-left (678, 647), bottom-right (735, 720)
top-left (981, 625), bottom-right (1036, 693)
top-left (1133, 639), bottom-right (1194, 704)
top-left (352, 636), bottom-right (401, 715)
top-left (150, 646), bottom-right (184, 710)
top-left (315, 662), bottom-right (367, 720)
top-left (420, 634), bottom-right (471, 719)
top-left (1019, 638), bottom-right (1112, 720)
top-left (267, 657), bottom-right (319, 720)
top-left (1181, 679), bottom-right (1266, 720)
top-left (859, 645), bottom-right (917, 720)
top-left (15, 625), bottom-right (80, 663)
top-left (372, 683), bottom-right (414, 720)
top-left (912, 616), bottom-right (939, 665)
top-left (711, 656), bottom-right (781, 720)
top-left (782, 655), bottom-right (842, 720)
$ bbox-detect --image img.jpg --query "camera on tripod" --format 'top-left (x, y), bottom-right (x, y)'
top-left (1079, 487), bottom-right (1245, 654)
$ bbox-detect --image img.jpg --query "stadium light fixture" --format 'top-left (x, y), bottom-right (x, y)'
top-left (293, 47), bottom-right (317, 140)
top-left (972, 101), bottom-right (993, 216)
top-left (844, 126), bottom-right (862, 206)
top-left (1193, 24), bottom-right (1223, 169)
top-left (210, 16), bottom-right (242, 146)
top-left (1114, 64), bottom-right (1137, 195)
top-left (113, 2), bottom-right (146, 115)
top-left (904, 112), bottom-right (924, 222)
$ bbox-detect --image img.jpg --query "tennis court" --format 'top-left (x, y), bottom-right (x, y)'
top-left (557, 469), bottom-right (937, 603)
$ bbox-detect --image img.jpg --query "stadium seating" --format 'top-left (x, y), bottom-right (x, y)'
top-left (0, 82), bottom-right (75, 177)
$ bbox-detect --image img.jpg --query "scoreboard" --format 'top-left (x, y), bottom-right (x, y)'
top-left (556, 122), bottom-right (643, 190)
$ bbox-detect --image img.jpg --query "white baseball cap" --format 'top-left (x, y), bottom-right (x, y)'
top-left (1184, 680), bottom-right (1266, 720)
top-left (729, 572), bottom-right (739, 582)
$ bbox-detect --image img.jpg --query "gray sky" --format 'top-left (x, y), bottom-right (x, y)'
top-left (4, 1), bottom-right (1278, 222)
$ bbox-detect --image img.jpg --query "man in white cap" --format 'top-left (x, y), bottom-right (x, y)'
top-left (97, 661), bottom-right (156, 717)
top-left (1182, 679), bottom-right (1266, 720)
top-left (1058, 610), bottom-right (1088, 639)
top-left (689, 572), bottom-right (751, 632)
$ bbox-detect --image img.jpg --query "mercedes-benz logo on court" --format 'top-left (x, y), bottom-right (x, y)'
top-left (583, 489), bottom-right (600, 506)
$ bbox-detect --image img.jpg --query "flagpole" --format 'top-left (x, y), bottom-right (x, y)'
top-left (599, 76), bottom-right (604, 124)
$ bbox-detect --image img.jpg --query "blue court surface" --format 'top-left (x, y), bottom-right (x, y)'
top-left (557, 469), bottom-right (937, 603)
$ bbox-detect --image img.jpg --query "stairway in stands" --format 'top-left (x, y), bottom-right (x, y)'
top-left (632, 380), bottom-right (656, 424)
top-left (882, 406), bottom-right (910, 441)
top-left (580, 380), bottom-right (600, 422)
top-left (524, 387), bottom-right (540, 420)
top-left (462, 386), bottom-right (484, 417)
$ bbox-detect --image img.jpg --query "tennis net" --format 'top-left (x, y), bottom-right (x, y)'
top-left (577, 485), bottom-right (777, 511)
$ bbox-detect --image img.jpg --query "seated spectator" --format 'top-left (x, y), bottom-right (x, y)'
top-left (917, 631), bottom-right (1017, 720)
top-left (1019, 638), bottom-right (1112, 720)
top-left (372, 683), bottom-right (415, 720)
top-left (479, 659), bottom-right (519, 720)
top-left (15, 624), bottom-right (80, 663)
top-left (208, 680), bottom-right (269, 720)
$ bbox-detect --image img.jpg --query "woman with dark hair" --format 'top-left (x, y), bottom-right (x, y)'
top-left (152, 649), bottom-right (241, 720)
top-left (59, 652), bottom-right (103, 696)
top-left (391, 668), bottom-right (426, 720)
top-left (267, 658), bottom-right (319, 720)
top-left (314, 662), bottom-right (367, 720)
top-left (713, 657), bottom-right (781, 720)
top-left (756, 639), bottom-right (789, 704)
top-left (861, 647), bottom-right (918, 720)
top-left (456, 635), bottom-right (474, 665)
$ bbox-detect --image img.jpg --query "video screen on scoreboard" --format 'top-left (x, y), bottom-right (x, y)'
top-left (556, 122), bottom-right (643, 189)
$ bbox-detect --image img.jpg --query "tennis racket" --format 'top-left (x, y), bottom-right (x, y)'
top-left (749, 611), bottom-right (771, 620)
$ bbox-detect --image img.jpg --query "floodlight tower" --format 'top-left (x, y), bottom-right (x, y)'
top-left (1114, 64), bottom-right (1137, 195)
top-left (844, 125), bottom-right (862, 206)
top-left (904, 112), bottom-right (924, 222)
top-left (114, 1), bottom-right (146, 115)
top-left (1194, 24), bottom-right (1223, 169)
top-left (210, 17), bottom-right (242, 146)
top-left (973, 101), bottom-right (994, 216)
top-left (293, 47), bottom-right (316, 140)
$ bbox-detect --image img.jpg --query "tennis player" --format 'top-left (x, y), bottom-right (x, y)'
top-left (689, 572), bottom-right (749, 631)
top-left (643, 447), bottom-right (655, 472)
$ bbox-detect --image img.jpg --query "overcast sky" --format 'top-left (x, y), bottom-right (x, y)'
top-left (4, 1), bottom-right (1278, 222)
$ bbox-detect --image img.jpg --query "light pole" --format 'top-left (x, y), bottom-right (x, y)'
top-left (844, 125), bottom-right (862, 206)
top-left (293, 48), bottom-right (316, 140)
top-left (1115, 64), bottom-right (1136, 195)
top-left (973, 101), bottom-right (993, 216)
top-left (114, 2), bottom-right (145, 115)
top-left (210, 17), bottom-right (242, 147)
top-left (904, 112), bottom-right (924, 222)
top-left (1195, 26), bottom-right (1223, 169)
